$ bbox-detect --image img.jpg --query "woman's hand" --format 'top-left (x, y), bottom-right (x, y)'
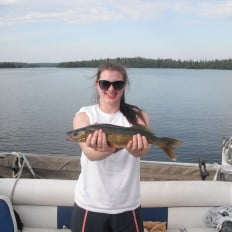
top-left (86, 129), bottom-right (115, 153)
top-left (126, 134), bottom-right (151, 157)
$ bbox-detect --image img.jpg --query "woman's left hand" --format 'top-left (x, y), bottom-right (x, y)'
top-left (126, 134), bottom-right (151, 157)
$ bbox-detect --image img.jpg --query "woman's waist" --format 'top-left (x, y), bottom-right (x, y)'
top-left (75, 187), bottom-right (141, 214)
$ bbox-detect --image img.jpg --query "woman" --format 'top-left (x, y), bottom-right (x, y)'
top-left (71, 61), bottom-right (151, 232)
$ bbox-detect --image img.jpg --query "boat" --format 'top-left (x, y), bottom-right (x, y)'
top-left (1, 136), bottom-right (232, 232)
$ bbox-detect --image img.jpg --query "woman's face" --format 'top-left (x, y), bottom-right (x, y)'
top-left (96, 69), bottom-right (126, 106)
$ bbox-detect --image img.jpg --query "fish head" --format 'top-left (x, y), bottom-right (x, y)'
top-left (66, 129), bottom-right (87, 142)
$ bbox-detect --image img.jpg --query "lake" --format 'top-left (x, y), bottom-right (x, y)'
top-left (0, 68), bottom-right (231, 163)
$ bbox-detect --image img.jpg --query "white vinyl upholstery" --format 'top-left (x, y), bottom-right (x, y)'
top-left (23, 229), bottom-right (70, 232)
top-left (14, 205), bottom-right (57, 228)
top-left (141, 181), bottom-right (232, 207)
top-left (167, 229), bottom-right (215, 232)
top-left (168, 207), bottom-right (212, 230)
top-left (0, 178), bottom-right (75, 206)
top-left (0, 178), bottom-right (231, 232)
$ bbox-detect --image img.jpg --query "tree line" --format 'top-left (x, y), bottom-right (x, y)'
top-left (58, 57), bottom-right (232, 69)
top-left (1, 57), bottom-right (232, 69)
top-left (0, 62), bottom-right (56, 68)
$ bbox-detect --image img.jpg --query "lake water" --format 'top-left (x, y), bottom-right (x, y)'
top-left (0, 68), bottom-right (231, 163)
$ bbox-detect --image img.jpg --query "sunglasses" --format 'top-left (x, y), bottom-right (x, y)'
top-left (98, 80), bottom-right (125, 91)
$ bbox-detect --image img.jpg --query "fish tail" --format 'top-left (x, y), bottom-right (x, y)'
top-left (152, 138), bottom-right (183, 161)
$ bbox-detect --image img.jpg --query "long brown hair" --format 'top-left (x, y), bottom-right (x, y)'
top-left (96, 61), bottom-right (145, 125)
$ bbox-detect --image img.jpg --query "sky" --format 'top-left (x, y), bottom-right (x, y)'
top-left (0, 0), bottom-right (232, 62)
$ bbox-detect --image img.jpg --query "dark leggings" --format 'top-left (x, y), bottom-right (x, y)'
top-left (71, 204), bottom-right (144, 232)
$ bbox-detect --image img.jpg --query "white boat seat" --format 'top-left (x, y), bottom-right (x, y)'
top-left (167, 229), bottom-right (215, 232)
top-left (22, 229), bottom-right (70, 232)
top-left (0, 179), bottom-right (231, 232)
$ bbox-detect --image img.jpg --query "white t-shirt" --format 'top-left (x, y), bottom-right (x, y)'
top-left (74, 104), bottom-right (141, 214)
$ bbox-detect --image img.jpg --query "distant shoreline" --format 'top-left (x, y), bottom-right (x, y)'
top-left (1, 57), bottom-right (232, 70)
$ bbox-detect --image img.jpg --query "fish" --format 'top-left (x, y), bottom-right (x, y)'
top-left (66, 123), bottom-right (183, 160)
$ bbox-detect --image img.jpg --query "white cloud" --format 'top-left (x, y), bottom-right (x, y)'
top-left (198, 1), bottom-right (232, 18)
top-left (0, 0), bottom-right (18, 4)
top-left (0, 0), bottom-right (124, 25)
top-left (0, 0), bottom-right (232, 25)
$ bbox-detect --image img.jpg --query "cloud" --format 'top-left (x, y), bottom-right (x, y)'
top-left (0, 0), bottom-right (124, 25)
top-left (198, 1), bottom-right (232, 18)
top-left (0, 0), bottom-right (18, 4)
top-left (0, 0), bottom-right (232, 25)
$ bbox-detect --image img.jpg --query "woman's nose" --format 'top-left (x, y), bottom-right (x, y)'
top-left (108, 84), bottom-right (115, 91)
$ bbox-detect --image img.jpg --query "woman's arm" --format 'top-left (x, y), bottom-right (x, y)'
top-left (126, 111), bottom-right (151, 157)
top-left (73, 112), bottom-right (115, 161)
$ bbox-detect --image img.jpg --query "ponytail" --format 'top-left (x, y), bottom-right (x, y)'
top-left (120, 94), bottom-right (146, 125)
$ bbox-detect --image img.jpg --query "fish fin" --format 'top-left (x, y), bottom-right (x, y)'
top-left (132, 124), bottom-right (155, 135)
top-left (153, 138), bottom-right (183, 161)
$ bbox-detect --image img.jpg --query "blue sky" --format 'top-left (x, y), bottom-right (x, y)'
top-left (1, 0), bottom-right (232, 62)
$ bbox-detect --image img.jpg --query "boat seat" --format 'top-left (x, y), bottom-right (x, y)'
top-left (22, 229), bottom-right (70, 232)
top-left (167, 229), bottom-right (215, 232)
top-left (0, 194), bottom-right (18, 232)
top-left (0, 179), bottom-right (231, 232)
top-left (22, 227), bottom-right (215, 232)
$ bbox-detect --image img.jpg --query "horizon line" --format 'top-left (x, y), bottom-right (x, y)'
top-left (1, 56), bottom-right (232, 64)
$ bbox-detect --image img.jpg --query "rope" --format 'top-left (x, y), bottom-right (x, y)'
top-left (10, 152), bottom-right (39, 202)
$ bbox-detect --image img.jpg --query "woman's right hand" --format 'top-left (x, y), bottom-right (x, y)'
top-left (86, 129), bottom-right (115, 153)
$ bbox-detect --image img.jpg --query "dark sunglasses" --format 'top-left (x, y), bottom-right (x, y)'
top-left (98, 80), bottom-right (125, 91)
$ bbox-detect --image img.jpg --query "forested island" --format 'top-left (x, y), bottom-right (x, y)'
top-left (1, 57), bottom-right (232, 70)
top-left (0, 62), bottom-right (57, 68)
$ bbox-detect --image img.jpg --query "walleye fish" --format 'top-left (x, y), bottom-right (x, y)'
top-left (66, 123), bottom-right (183, 160)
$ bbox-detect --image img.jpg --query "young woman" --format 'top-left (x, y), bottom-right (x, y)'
top-left (71, 62), bottom-right (151, 232)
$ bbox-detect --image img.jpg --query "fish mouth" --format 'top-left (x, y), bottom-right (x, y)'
top-left (66, 137), bottom-right (73, 142)
top-left (66, 133), bottom-right (74, 141)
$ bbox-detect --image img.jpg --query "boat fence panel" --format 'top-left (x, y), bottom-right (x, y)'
top-left (0, 152), bottom-right (220, 181)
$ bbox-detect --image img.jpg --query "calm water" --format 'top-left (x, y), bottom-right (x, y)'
top-left (0, 68), bottom-right (231, 163)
